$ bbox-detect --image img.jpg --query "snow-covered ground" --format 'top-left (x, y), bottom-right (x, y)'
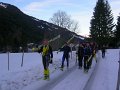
top-left (0, 52), bottom-right (63, 90)
top-left (0, 49), bottom-right (119, 90)
top-left (88, 49), bottom-right (120, 90)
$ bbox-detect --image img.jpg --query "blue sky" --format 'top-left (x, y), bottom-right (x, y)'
top-left (1, 0), bottom-right (120, 36)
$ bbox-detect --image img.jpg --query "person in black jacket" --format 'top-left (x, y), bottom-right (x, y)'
top-left (38, 39), bottom-right (53, 80)
top-left (77, 43), bottom-right (84, 69)
top-left (84, 43), bottom-right (92, 72)
top-left (60, 42), bottom-right (71, 70)
top-left (101, 45), bottom-right (106, 58)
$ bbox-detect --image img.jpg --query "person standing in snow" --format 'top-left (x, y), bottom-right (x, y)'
top-left (101, 45), bottom-right (106, 58)
top-left (84, 43), bottom-right (92, 72)
top-left (38, 39), bottom-right (53, 80)
top-left (59, 42), bottom-right (71, 71)
top-left (77, 43), bottom-right (84, 69)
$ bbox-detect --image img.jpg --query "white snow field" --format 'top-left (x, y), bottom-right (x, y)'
top-left (0, 49), bottom-right (119, 90)
top-left (88, 49), bottom-right (120, 90)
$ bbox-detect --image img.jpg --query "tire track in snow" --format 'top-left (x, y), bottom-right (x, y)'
top-left (83, 51), bottom-right (101, 90)
top-left (0, 84), bottom-right (1, 90)
top-left (37, 52), bottom-right (100, 90)
top-left (37, 65), bottom-right (77, 90)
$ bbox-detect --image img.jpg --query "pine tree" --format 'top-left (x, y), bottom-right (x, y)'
top-left (90, 0), bottom-right (114, 45)
top-left (116, 15), bottom-right (120, 45)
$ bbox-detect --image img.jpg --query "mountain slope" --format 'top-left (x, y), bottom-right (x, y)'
top-left (0, 2), bottom-right (83, 51)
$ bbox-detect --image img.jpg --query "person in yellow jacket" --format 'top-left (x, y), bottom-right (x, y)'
top-left (38, 39), bottom-right (53, 80)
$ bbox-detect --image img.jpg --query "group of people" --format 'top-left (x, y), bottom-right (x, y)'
top-left (38, 39), bottom-right (71, 80)
top-left (76, 42), bottom-right (97, 72)
top-left (38, 39), bottom-right (104, 80)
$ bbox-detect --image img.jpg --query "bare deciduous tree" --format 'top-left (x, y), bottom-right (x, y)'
top-left (50, 10), bottom-right (79, 33)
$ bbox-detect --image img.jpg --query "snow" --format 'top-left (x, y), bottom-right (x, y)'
top-left (73, 35), bottom-right (85, 40)
top-left (41, 26), bottom-right (44, 29)
top-left (48, 28), bottom-right (52, 31)
top-left (0, 3), bottom-right (7, 8)
top-left (0, 52), bottom-right (64, 90)
top-left (89, 49), bottom-right (119, 90)
top-left (37, 25), bottom-right (45, 29)
top-left (45, 23), bottom-right (50, 27)
top-left (0, 53), bottom-right (41, 75)
top-left (33, 18), bottom-right (39, 21)
top-left (54, 27), bottom-right (59, 29)
top-left (0, 49), bottom-right (119, 90)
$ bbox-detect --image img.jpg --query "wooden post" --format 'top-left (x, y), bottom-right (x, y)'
top-left (21, 50), bottom-right (24, 67)
top-left (116, 51), bottom-right (120, 90)
top-left (8, 51), bottom-right (10, 71)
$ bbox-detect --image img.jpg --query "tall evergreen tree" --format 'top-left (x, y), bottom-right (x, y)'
top-left (90, 0), bottom-right (114, 45)
top-left (116, 15), bottom-right (120, 45)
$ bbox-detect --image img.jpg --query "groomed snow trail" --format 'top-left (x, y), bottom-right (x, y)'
top-left (84, 49), bottom-right (119, 90)
top-left (27, 52), bottom-right (100, 90)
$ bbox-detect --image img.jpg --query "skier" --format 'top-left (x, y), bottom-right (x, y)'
top-left (38, 39), bottom-right (53, 80)
top-left (84, 43), bottom-right (92, 72)
top-left (59, 42), bottom-right (71, 71)
top-left (77, 43), bottom-right (84, 69)
top-left (101, 45), bottom-right (106, 58)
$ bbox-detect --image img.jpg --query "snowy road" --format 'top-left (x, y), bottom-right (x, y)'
top-left (28, 52), bottom-right (100, 90)
top-left (83, 51), bottom-right (101, 90)
top-left (51, 56), bottom-right (99, 90)
top-left (37, 50), bottom-right (119, 90)
top-left (0, 50), bottom-right (119, 90)
top-left (38, 65), bottom-right (76, 90)
top-left (85, 49), bottom-right (119, 90)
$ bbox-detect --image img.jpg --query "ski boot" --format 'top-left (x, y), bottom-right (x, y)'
top-left (44, 69), bottom-right (50, 80)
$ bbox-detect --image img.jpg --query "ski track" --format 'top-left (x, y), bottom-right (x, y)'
top-left (34, 52), bottom-right (100, 90)
top-left (51, 53), bottom-right (99, 90)
top-left (0, 50), bottom-right (118, 90)
top-left (22, 53), bottom-right (77, 90)
top-left (83, 51), bottom-right (101, 90)
top-left (37, 65), bottom-right (77, 90)
top-left (2, 51), bottom-right (98, 90)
